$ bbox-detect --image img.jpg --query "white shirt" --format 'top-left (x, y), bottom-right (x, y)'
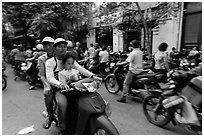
top-left (154, 51), bottom-right (169, 70)
top-left (99, 50), bottom-right (109, 63)
top-left (45, 57), bottom-right (93, 88)
top-left (126, 48), bottom-right (143, 74)
top-left (88, 47), bottom-right (95, 58)
top-left (58, 68), bottom-right (81, 84)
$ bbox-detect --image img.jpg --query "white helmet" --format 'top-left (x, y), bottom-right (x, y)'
top-left (67, 40), bottom-right (73, 48)
top-left (36, 44), bottom-right (44, 50)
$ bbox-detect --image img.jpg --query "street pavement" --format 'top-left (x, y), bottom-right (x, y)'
top-left (2, 63), bottom-right (196, 135)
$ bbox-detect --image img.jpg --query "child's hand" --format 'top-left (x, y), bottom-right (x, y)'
top-left (59, 83), bottom-right (70, 91)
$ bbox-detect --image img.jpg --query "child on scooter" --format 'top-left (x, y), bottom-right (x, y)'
top-left (58, 52), bottom-right (82, 85)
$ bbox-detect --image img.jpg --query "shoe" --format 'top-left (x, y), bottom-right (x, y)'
top-left (29, 86), bottom-right (35, 90)
top-left (43, 116), bottom-right (52, 129)
top-left (117, 97), bottom-right (127, 103)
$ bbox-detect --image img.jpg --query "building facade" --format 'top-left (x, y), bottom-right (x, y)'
top-left (87, 2), bottom-right (202, 53)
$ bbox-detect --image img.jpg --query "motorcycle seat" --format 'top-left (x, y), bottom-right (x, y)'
top-left (135, 73), bottom-right (159, 79)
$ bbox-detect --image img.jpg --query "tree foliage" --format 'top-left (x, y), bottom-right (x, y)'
top-left (3, 2), bottom-right (94, 40)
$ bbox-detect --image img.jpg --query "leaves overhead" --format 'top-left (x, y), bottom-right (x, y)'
top-left (3, 2), bottom-right (94, 38)
top-left (96, 2), bottom-right (181, 31)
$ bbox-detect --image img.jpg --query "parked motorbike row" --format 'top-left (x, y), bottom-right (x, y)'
top-left (169, 51), bottom-right (202, 71)
top-left (10, 59), bottom-right (43, 87)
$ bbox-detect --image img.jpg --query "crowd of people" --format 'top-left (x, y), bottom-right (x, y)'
top-left (3, 36), bottom-right (202, 134)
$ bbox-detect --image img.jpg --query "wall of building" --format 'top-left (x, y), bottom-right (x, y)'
top-left (152, 17), bottom-right (180, 53)
top-left (113, 29), bottom-right (124, 52)
top-left (86, 29), bottom-right (96, 48)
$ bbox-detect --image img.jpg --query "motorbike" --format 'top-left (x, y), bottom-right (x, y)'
top-left (12, 60), bottom-right (28, 81)
top-left (89, 61), bottom-right (111, 80)
top-left (2, 64), bottom-right (7, 90)
top-left (48, 78), bottom-right (119, 135)
top-left (25, 59), bottom-right (43, 87)
top-left (142, 74), bottom-right (202, 134)
top-left (104, 61), bottom-right (164, 100)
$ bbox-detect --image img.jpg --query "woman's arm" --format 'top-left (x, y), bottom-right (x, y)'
top-left (73, 60), bottom-right (94, 77)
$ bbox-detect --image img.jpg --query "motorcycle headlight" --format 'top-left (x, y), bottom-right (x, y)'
top-left (104, 100), bottom-right (112, 117)
top-left (82, 80), bottom-right (102, 92)
top-left (191, 63), bottom-right (196, 66)
top-left (21, 63), bottom-right (26, 66)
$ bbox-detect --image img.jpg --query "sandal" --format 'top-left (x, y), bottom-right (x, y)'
top-left (42, 116), bottom-right (53, 129)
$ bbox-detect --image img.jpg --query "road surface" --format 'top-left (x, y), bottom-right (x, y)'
top-left (2, 64), bottom-right (196, 135)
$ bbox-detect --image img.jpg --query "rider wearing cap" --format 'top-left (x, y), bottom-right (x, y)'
top-left (37, 37), bottom-right (57, 129)
top-left (45, 38), bottom-right (97, 134)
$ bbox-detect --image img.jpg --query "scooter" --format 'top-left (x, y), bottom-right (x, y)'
top-left (12, 60), bottom-right (27, 81)
top-left (25, 59), bottom-right (43, 87)
top-left (89, 61), bottom-right (111, 79)
top-left (143, 75), bottom-right (202, 134)
top-left (104, 62), bottom-right (164, 100)
top-left (49, 78), bottom-right (119, 135)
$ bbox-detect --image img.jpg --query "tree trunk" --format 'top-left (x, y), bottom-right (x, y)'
top-left (135, 2), bottom-right (151, 55)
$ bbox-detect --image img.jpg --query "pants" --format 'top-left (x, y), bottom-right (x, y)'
top-left (122, 70), bottom-right (136, 97)
top-left (27, 66), bottom-right (39, 86)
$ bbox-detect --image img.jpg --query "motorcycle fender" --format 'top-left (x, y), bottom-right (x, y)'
top-left (75, 93), bottom-right (106, 134)
top-left (78, 93), bottom-right (105, 114)
top-left (104, 74), bottom-right (115, 80)
top-left (90, 115), bottom-right (119, 135)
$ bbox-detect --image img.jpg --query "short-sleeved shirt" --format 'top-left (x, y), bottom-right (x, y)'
top-left (88, 47), bottom-right (95, 58)
top-left (154, 51), bottom-right (169, 70)
top-left (126, 48), bottom-right (143, 74)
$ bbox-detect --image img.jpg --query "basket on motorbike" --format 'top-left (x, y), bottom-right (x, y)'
top-left (181, 76), bottom-right (202, 107)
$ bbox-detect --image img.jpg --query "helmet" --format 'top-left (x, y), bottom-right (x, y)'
top-left (42, 37), bottom-right (54, 44)
top-left (36, 44), bottom-right (44, 50)
top-left (54, 38), bottom-right (67, 47)
top-left (67, 40), bottom-right (73, 48)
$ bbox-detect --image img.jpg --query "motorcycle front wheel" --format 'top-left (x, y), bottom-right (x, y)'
top-left (91, 115), bottom-right (119, 135)
top-left (104, 75), bottom-right (120, 94)
top-left (143, 95), bottom-right (171, 127)
top-left (94, 128), bottom-right (113, 135)
top-left (2, 77), bottom-right (7, 90)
